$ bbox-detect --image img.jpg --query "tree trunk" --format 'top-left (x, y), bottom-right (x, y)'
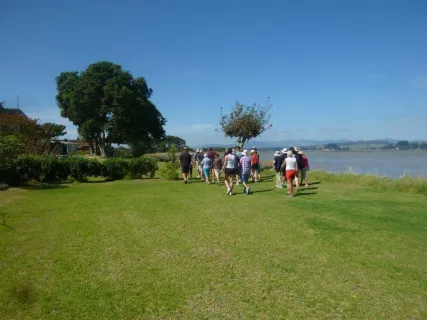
top-left (238, 137), bottom-right (246, 149)
top-left (88, 140), bottom-right (95, 154)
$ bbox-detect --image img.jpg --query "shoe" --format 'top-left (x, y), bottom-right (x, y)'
top-left (305, 184), bottom-right (309, 187)
top-left (226, 188), bottom-right (231, 195)
top-left (184, 180), bottom-right (187, 184)
top-left (288, 194), bottom-right (293, 198)
top-left (246, 187), bottom-right (250, 195)
top-left (279, 185), bottom-right (283, 189)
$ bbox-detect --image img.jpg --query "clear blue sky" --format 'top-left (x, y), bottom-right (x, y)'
top-left (1, 0), bottom-right (426, 145)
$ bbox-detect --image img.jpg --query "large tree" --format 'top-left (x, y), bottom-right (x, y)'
top-left (56, 61), bottom-right (166, 156)
top-left (0, 113), bottom-right (66, 154)
top-left (218, 99), bottom-right (272, 148)
top-left (157, 135), bottom-right (186, 152)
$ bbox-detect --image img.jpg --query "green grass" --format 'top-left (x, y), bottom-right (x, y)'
top-left (1, 173), bottom-right (426, 319)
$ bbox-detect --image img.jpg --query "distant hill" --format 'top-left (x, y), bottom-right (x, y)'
top-left (196, 139), bottom-right (402, 150)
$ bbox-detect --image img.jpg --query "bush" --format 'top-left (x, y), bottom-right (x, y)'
top-left (64, 156), bottom-right (92, 181)
top-left (159, 145), bottom-right (180, 180)
top-left (0, 135), bottom-right (24, 185)
top-left (103, 158), bottom-right (129, 181)
top-left (39, 155), bottom-right (69, 183)
top-left (0, 183), bottom-right (9, 191)
top-left (128, 157), bottom-right (158, 179)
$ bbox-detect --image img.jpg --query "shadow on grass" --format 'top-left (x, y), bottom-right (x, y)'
top-left (20, 184), bottom-right (69, 190)
top-left (301, 187), bottom-right (318, 190)
top-left (308, 181), bottom-right (321, 185)
top-left (84, 180), bottom-right (109, 184)
top-left (252, 188), bottom-right (274, 194)
top-left (294, 192), bottom-right (317, 197)
top-left (1, 213), bottom-right (15, 230)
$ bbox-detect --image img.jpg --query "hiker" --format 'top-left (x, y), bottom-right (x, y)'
top-left (189, 152), bottom-right (193, 179)
top-left (239, 150), bottom-right (252, 195)
top-left (252, 146), bottom-right (261, 181)
top-left (273, 151), bottom-right (283, 188)
top-left (222, 147), bottom-right (238, 195)
top-left (250, 149), bottom-right (259, 183)
top-left (281, 150), bottom-right (299, 197)
top-left (299, 151), bottom-right (310, 186)
top-left (234, 146), bottom-right (243, 184)
top-left (212, 153), bottom-right (222, 184)
top-left (201, 153), bottom-right (212, 184)
top-left (179, 146), bottom-right (192, 184)
top-left (294, 147), bottom-right (303, 187)
top-left (196, 148), bottom-right (205, 180)
top-left (279, 148), bottom-right (288, 186)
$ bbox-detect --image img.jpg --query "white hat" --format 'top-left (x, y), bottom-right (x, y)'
top-left (274, 151), bottom-right (281, 156)
top-left (252, 146), bottom-right (257, 150)
top-left (242, 150), bottom-right (247, 156)
top-left (204, 153), bottom-right (208, 157)
top-left (281, 148), bottom-right (287, 153)
top-left (250, 149), bottom-right (255, 153)
top-left (200, 148), bottom-right (204, 152)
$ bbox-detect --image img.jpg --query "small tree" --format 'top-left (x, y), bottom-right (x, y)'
top-left (159, 144), bottom-right (180, 180)
top-left (218, 99), bottom-right (272, 148)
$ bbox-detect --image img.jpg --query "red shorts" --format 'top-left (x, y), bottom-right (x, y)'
top-left (285, 170), bottom-right (297, 180)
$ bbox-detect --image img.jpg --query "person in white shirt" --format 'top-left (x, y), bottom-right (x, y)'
top-left (280, 150), bottom-right (299, 198)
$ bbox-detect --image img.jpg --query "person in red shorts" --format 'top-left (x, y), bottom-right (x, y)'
top-left (280, 150), bottom-right (299, 198)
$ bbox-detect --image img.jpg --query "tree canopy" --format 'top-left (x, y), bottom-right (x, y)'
top-left (56, 61), bottom-right (166, 156)
top-left (0, 113), bottom-right (66, 154)
top-left (157, 135), bottom-right (186, 152)
top-left (218, 99), bottom-right (272, 148)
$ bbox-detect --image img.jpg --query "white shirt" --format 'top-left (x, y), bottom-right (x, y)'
top-left (285, 157), bottom-right (297, 170)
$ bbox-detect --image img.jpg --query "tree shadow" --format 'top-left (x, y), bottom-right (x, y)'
top-left (84, 180), bottom-right (109, 184)
top-left (20, 184), bottom-right (69, 190)
top-left (1, 213), bottom-right (15, 230)
top-left (294, 192), bottom-right (317, 197)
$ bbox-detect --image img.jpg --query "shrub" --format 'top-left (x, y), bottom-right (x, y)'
top-left (159, 145), bottom-right (180, 180)
top-left (39, 155), bottom-right (69, 183)
top-left (128, 157), bottom-right (158, 179)
top-left (64, 155), bottom-right (91, 181)
top-left (0, 135), bottom-right (24, 185)
top-left (0, 183), bottom-right (9, 191)
top-left (103, 158), bottom-right (129, 181)
top-left (16, 155), bottom-right (42, 181)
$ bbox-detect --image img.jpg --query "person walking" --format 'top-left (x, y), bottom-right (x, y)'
top-left (273, 151), bottom-right (283, 188)
top-left (234, 146), bottom-right (243, 185)
top-left (299, 151), bottom-right (310, 186)
top-left (280, 150), bottom-right (299, 197)
top-left (239, 150), bottom-right (252, 195)
top-left (250, 149), bottom-right (259, 183)
top-left (279, 148), bottom-right (288, 186)
top-left (222, 147), bottom-right (237, 195)
top-left (212, 153), bottom-right (222, 184)
top-left (196, 148), bottom-right (205, 180)
top-left (179, 146), bottom-right (192, 184)
top-left (201, 153), bottom-right (212, 184)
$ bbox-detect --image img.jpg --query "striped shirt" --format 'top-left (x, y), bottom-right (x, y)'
top-left (240, 155), bottom-right (251, 174)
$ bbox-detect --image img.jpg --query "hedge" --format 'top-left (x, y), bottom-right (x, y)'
top-left (0, 155), bottom-right (158, 186)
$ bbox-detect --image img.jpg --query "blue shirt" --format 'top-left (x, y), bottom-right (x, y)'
top-left (201, 157), bottom-right (212, 169)
top-left (240, 155), bottom-right (251, 174)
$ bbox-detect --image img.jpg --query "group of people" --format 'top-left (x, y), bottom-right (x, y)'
top-left (179, 145), bottom-right (309, 198)
top-left (273, 147), bottom-right (310, 198)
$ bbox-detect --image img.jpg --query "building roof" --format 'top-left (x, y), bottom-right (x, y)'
top-left (0, 106), bottom-right (27, 117)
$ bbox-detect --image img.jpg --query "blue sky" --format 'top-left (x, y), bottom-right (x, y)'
top-left (1, 0), bottom-right (426, 145)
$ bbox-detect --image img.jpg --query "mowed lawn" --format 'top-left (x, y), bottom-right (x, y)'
top-left (1, 174), bottom-right (426, 319)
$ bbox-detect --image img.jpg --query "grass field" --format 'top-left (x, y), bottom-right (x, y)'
top-left (1, 172), bottom-right (426, 319)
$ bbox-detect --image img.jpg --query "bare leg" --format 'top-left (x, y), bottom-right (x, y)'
top-left (287, 178), bottom-right (294, 197)
top-left (229, 176), bottom-right (234, 193)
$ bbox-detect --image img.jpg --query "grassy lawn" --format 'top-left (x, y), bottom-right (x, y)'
top-left (1, 173), bottom-right (426, 319)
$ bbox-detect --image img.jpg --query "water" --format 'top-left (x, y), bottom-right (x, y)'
top-left (257, 150), bottom-right (427, 179)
